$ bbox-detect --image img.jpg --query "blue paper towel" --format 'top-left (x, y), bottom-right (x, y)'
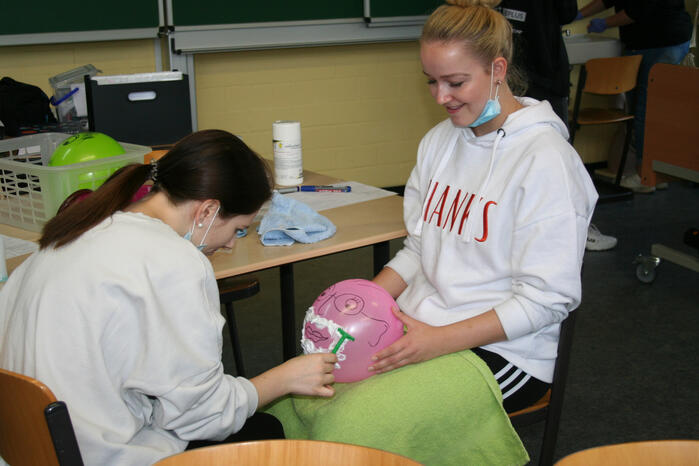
top-left (257, 191), bottom-right (336, 246)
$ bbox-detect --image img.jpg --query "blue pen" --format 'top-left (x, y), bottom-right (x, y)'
top-left (49, 87), bottom-right (80, 107)
top-left (278, 185), bottom-right (351, 193)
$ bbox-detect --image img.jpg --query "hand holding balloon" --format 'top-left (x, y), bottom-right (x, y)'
top-left (301, 279), bottom-right (404, 383)
top-left (368, 307), bottom-right (445, 374)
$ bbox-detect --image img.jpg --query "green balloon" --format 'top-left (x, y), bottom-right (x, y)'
top-left (49, 132), bottom-right (125, 166)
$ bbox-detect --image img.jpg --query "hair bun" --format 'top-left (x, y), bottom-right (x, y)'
top-left (445, 0), bottom-right (501, 8)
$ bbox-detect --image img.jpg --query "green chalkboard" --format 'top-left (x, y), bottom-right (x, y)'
top-left (1, 1), bottom-right (160, 36)
top-left (172, 0), bottom-right (363, 26)
top-left (366, 0), bottom-right (442, 19)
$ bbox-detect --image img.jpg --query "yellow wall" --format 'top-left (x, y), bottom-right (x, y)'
top-left (1, 0), bottom-right (696, 186)
top-left (195, 43), bottom-right (443, 186)
top-left (0, 40), bottom-right (157, 100)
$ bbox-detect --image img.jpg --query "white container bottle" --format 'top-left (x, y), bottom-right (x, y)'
top-left (272, 120), bottom-right (304, 186)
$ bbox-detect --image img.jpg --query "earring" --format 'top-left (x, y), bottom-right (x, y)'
top-left (197, 222), bottom-right (204, 228)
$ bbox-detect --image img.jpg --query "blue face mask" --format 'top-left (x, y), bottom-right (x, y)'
top-left (184, 205), bottom-right (220, 252)
top-left (468, 63), bottom-right (502, 128)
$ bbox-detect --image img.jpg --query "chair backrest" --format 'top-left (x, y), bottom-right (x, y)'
top-left (583, 55), bottom-right (643, 95)
top-left (154, 439), bottom-right (421, 466)
top-left (0, 368), bottom-right (83, 466)
top-left (640, 63), bottom-right (699, 186)
top-left (144, 149), bottom-right (170, 164)
top-left (555, 440), bottom-right (699, 465)
top-left (508, 310), bottom-right (578, 466)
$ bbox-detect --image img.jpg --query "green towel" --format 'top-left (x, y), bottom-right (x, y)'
top-left (265, 350), bottom-right (529, 465)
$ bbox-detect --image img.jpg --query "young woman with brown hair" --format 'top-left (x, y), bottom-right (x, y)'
top-left (0, 129), bottom-right (336, 465)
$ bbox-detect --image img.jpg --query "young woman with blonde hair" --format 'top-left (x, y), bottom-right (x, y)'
top-left (372, 0), bottom-right (598, 412)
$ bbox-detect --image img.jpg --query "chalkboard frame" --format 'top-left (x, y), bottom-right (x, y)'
top-left (363, 0), bottom-right (442, 27)
top-left (169, 19), bottom-right (425, 54)
top-left (0, 1), bottom-right (164, 46)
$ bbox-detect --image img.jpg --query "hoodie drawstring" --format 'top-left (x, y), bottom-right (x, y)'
top-left (412, 130), bottom-right (461, 236)
top-left (462, 127), bottom-right (506, 243)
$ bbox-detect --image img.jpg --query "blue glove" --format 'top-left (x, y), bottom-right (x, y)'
top-left (575, 11), bottom-right (583, 21)
top-left (587, 18), bottom-right (607, 33)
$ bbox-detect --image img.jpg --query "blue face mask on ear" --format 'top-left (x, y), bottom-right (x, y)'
top-left (184, 205), bottom-right (220, 252)
top-left (469, 62), bottom-right (502, 128)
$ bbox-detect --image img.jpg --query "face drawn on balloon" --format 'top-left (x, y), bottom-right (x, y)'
top-left (301, 279), bottom-right (403, 382)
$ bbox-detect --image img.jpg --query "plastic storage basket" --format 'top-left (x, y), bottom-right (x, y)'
top-left (0, 133), bottom-right (150, 232)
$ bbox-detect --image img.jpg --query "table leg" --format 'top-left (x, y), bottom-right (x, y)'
top-left (373, 241), bottom-right (390, 276)
top-left (280, 263), bottom-right (296, 361)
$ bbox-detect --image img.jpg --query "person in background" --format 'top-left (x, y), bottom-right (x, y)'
top-left (496, 1), bottom-right (617, 251)
top-left (496, 0), bottom-right (578, 125)
top-left (576, 0), bottom-right (692, 193)
top-left (0, 130), bottom-right (337, 465)
top-left (371, 0), bottom-right (598, 413)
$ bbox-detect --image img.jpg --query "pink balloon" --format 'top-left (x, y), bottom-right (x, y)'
top-left (301, 279), bottom-right (403, 383)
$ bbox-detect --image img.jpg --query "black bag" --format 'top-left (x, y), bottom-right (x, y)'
top-left (0, 77), bottom-right (57, 137)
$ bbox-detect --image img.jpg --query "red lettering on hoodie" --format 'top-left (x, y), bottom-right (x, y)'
top-left (422, 181), bottom-right (439, 222)
top-left (457, 193), bottom-right (477, 235)
top-left (423, 183), bottom-right (496, 242)
top-left (445, 190), bottom-right (469, 232)
top-left (428, 185), bottom-right (450, 227)
top-left (475, 200), bottom-right (497, 242)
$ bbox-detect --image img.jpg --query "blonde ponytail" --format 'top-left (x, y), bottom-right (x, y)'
top-left (423, 0), bottom-right (512, 66)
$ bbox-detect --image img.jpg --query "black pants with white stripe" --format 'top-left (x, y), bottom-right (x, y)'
top-left (472, 347), bottom-right (550, 413)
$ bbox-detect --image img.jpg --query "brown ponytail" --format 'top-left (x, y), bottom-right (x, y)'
top-left (40, 129), bottom-right (272, 249)
top-left (39, 164), bottom-right (151, 249)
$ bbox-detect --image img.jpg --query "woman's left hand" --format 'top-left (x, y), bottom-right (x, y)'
top-left (368, 307), bottom-right (446, 374)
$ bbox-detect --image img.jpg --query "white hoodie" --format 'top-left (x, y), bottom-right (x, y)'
top-left (386, 98), bottom-right (598, 383)
top-left (0, 212), bottom-right (258, 465)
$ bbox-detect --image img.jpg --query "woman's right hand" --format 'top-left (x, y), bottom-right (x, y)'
top-left (251, 352), bottom-right (337, 408)
top-left (280, 353), bottom-right (337, 397)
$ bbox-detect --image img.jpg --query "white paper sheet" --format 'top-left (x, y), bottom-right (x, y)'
top-left (1, 234), bottom-right (39, 259)
top-left (253, 181), bottom-right (397, 223)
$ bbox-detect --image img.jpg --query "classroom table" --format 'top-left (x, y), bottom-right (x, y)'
top-left (2, 171), bottom-right (408, 361)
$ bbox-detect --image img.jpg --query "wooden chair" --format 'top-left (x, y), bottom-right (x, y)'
top-left (154, 439), bottom-right (422, 465)
top-left (554, 440), bottom-right (699, 465)
top-left (569, 55), bottom-right (643, 200)
top-left (0, 368), bottom-right (84, 466)
top-left (508, 311), bottom-right (578, 466)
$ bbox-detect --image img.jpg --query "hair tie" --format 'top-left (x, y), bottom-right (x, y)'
top-left (150, 161), bottom-right (158, 183)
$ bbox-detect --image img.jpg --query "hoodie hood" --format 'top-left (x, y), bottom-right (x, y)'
top-left (462, 97), bottom-right (569, 148)
top-left (413, 97), bottom-right (567, 240)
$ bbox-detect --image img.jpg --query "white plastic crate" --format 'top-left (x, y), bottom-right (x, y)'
top-left (0, 133), bottom-right (150, 232)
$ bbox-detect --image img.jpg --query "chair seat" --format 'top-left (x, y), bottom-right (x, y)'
top-left (574, 108), bottom-right (634, 125)
top-left (217, 276), bottom-right (260, 302)
top-left (155, 439), bottom-right (422, 465)
top-left (555, 440), bottom-right (699, 465)
top-left (509, 390), bottom-right (551, 418)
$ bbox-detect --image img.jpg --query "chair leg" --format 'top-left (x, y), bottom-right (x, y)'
top-left (224, 302), bottom-right (246, 378)
top-left (569, 64), bottom-right (586, 146)
top-left (615, 119), bottom-right (634, 186)
top-left (538, 407), bottom-right (562, 466)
